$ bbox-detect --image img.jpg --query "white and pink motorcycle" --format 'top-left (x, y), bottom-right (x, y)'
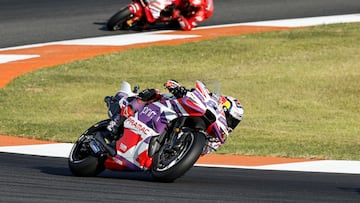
top-left (68, 81), bottom-right (233, 182)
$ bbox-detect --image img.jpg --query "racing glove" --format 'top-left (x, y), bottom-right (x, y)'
top-left (164, 80), bottom-right (188, 98)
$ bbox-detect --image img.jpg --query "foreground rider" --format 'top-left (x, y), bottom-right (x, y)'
top-left (106, 80), bottom-right (243, 151)
top-left (106, 80), bottom-right (184, 138)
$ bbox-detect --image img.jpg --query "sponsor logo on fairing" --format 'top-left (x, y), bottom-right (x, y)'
top-left (126, 117), bottom-right (151, 135)
top-left (140, 106), bottom-right (157, 118)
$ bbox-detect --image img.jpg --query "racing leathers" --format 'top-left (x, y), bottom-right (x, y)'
top-left (106, 80), bottom-right (188, 138)
top-left (173, 0), bottom-right (214, 31)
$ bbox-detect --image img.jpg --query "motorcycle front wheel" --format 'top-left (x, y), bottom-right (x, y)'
top-left (151, 131), bottom-right (206, 182)
top-left (107, 7), bottom-right (132, 31)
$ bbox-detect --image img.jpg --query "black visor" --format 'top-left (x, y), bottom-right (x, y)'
top-left (227, 114), bottom-right (241, 130)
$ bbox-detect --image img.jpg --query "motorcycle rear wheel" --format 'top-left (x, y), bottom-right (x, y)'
top-left (151, 131), bottom-right (206, 182)
top-left (107, 7), bottom-right (132, 31)
top-left (68, 129), bottom-right (108, 177)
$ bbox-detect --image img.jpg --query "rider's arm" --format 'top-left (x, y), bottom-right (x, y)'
top-left (164, 80), bottom-right (189, 98)
top-left (178, 5), bottom-right (207, 31)
top-left (177, 16), bottom-right (193, 31)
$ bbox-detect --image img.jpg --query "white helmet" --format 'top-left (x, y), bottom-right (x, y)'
top-left (220, 96), bottom-right (244, 131)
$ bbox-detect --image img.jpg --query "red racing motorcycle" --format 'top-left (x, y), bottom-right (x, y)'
top-left (68, 81), bottom-right (231, 182)
top-left (107, 0), bottom-right (179, 30)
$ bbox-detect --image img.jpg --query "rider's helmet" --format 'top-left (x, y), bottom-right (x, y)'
top-left (188, 0), bottom-right (202, 7)
top-left (220, 96), bottom-right (244, 132)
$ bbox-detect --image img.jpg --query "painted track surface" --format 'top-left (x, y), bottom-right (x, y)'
top-left (0, 1), bottom-right (360, 202)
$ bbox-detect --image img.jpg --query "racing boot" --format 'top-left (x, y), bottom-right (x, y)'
top-left (107, 115), bottom-right (127, 140)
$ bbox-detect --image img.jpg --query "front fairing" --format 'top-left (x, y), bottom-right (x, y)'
top-left (164, 81), bottom-right (229, 143)
top-left (182, 81), bottom-right (229, 143)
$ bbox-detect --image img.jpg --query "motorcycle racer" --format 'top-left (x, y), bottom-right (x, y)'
top-left (106, 80), bottom-right (243, 152)
top-left (106, 80), bottom-right (184, 138)
top-left (106, 88), bottom-right (161, 139)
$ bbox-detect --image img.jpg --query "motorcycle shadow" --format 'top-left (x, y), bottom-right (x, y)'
top-left (39, 166), bottom-right (157, 182)
top-left (98, 170), bottom-right (155, 182)
top-left (37, 166), bottom-right (73, 176)
top-left (94, 21), bottom-right (180, 32)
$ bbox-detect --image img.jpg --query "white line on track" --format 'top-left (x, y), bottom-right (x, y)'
top-left (237, 13), bottom-right (360, 27)
top-left (0, 54), bottom-right (40, 64)
top-left (0, 33), bottom-right (200, 51)
top-left (0, 143), bottom-right (72, 158)
top-left (195, 161), bottom-right (360, 175)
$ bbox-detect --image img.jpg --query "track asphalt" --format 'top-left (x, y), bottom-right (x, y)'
top-left (1, 14), bottom-right (360, 174)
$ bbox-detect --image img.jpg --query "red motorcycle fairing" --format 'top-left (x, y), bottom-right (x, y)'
top-left (178, 97), bottom-right (205, 117)
top-left (128, 2), bottom-right (144, 17)
top-left (127, 1), bottom-right (159, 24)
top-left (104, 128), bottom-right (153, 171)
top-left (137, 0), bottom-right (176, 23)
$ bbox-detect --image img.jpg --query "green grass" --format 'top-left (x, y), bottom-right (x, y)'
top-left (0, 23), bottom-right (359, 160)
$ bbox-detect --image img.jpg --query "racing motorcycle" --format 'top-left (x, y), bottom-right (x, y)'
top-left (68, 81), bottom-right (229, 182)
top-left (107, 0), bottom-right (179, 31)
